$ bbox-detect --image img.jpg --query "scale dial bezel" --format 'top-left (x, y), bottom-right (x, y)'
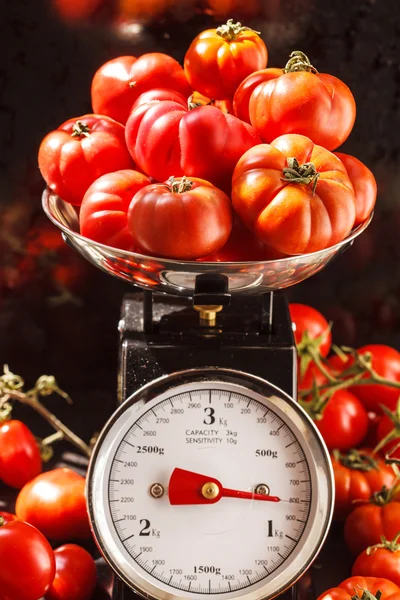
top-left (87, 368), bottom-right (334, 600)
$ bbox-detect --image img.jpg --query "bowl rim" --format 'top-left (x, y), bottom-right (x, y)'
top-left (42, 187), bottom-right (373, 268)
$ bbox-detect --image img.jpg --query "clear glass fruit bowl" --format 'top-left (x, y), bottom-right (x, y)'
top-left (42, 188), bottom-right (373, 297)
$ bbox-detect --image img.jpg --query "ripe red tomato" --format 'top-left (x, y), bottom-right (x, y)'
top-left (46, 544), bottom-right (97, 600)
top-left (38, 114), bottom-right (134, 206)
top-left (289, 304), bottom-right (331, 357)
top-left (232, 134), bottom-right (356, 255)
top-left (15, 468), bottom-right (91, 540)
top-left (128, 177), bottom-right (232, 260)
top-left (335, 153), bottom-right (377, 225)
top-left (344, 496), bottom-right (400, 556)
top-left (91, 54), bottom-right (192, 125)
top-left (79, 169), bottom-right (151, 250)
top-left (131, 88), bottom-right (188, 112)
top-left (309, 389), bottom-right (369, 451)
top-left (352, 536), bottom-right (400, 588)
top-left (317, 576), bottom-right (400, 600)
top-left (125, 101), bottom-right (261, 193)
top-left (331, 448), bottom-right (397, 520)
top-left (0, 520), bottom-right (55, 600)
top-left (52, 0), bottom-right (104, 22)
top-left (0, 420), bottom-right (42, 489)
top-left (233, 68), bottom-right (285, 123)
top-left (248, 51), bottom-right (356, 151)
top-left (184, 19), bottom-right (268, 100)
top-left (197, 216), bottom-right (269, 262)
top-left (349, 346), bottom-right (400, 413)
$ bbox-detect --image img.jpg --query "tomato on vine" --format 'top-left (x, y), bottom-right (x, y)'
top-left (0, 517), bottom-right (55, 600)
top-left (184, 19), bottom-right (268, 100)
top-left (0, 420), bottom-right (42, 489)
top-left (331, 449), bottom-right (397, 520)
top-left (352, 534), bottom-right (400, 588)
top-left (46, 544), bottom-right (97, 600)
top-left (289, 304), bottom-right (331, 379)
top-left (317, 576), bottom-right (400, 600)
top-left (344, 481), bottom-right (400, 556)
top-left (16, 468), bottom-right (91, 540)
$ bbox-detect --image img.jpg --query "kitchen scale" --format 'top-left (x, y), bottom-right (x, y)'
top-left (43, 189), bottom-right (372, 600)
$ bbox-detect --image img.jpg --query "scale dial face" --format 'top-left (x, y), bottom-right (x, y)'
top-left (88, 370), bottom-right (333, 600)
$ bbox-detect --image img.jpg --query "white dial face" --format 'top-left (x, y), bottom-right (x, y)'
top-left (89, 373), bottom-right (333, 600)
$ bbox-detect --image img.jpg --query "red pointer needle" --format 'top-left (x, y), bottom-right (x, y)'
top-left (168, 468), bottom-right (281, 505)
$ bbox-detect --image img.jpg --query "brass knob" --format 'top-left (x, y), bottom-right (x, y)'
top-left (201, 481), bottom-right (220, 500)
top-left (193, 305), bottom-right (223, 327)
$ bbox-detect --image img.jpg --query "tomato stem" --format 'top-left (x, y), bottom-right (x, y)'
top-left (373, 400), bottom-right (400, 458)
top-left (216, 19), bottom-right (260, 41)
top-left (351, 590), bottom-right (382, 600)
top-left (166, 176), bottom-right (194, 194)
top-left (71, 121), bottom-right (91, 138)
top-left (0, 517), bottom-right (4, 528)
top-left (0, 366), bottom-right (91, 457)
top-left (281, 157), bottom-right (320, 194)
top-left (366, 533), bottom-right (400, 555)
top-left (283, 51), bottom-right (319, 74)
top-left (334, 449), bottom-right (379, 472)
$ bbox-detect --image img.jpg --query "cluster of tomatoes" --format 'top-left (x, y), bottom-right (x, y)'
top-left (290, 303), bottom-right (400, 600)
top-left (0, 421), bottom-right (95, 600)
top-left (38, 19), bottom-right (377, 262)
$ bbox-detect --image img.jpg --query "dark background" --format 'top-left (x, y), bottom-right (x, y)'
top-left (1, 0), bottom-right (400, 442)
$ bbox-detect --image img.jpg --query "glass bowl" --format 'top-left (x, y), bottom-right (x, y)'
top-left (42, 188), bottom-right (372, 297)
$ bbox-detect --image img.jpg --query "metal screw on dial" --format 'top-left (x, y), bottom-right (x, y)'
top-left (150, 483), bottom-right (165, 498)
top-left (201, 481), bottom-right (220, 500)
top-left (255, 484), bottom-right (270, 496)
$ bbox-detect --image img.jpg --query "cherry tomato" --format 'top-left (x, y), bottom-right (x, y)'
top-left (289, 304), bottom-right (331, 357)
top-left (352, 535), bottom-right (400, 588)
top-left (248, 51), bottom-right (356, 151)
top-left (125, 101), bottom-right (260, 193)
top-left (0, 519), bottom-right (55, 600)
top-left (38, 114), bottom-right (134, 206)
top-left (376, 410), bottom-right (400, 461)
top-left (317, 576), bottom-right (400, 600)
top-left (233, 68), bottom-right (284, 123)
top-left (331, 448), bottom-right (397, 520)
top-left (335, 153), bottom-right (377, 225)
top-left (128, 177), bottom-right (232, 260)
top-left (15, 468), bottom-right (91, 540)
top-left (46, 544), bottom-right (97, 600)
top-left (308, 389), bottom-right (369, 452)
top-left (0, 420), bottom-right (42, 489)
top-left (344, 494), bottom-right (400, 556)
top-left (232, 134), bottom-right (356, 255)
top-left (197, 216), bottom-right (269, 262)
top-left (80, 169), bottom-right (151, 250)
top-left (184, 19), bottom-right (268, 100)
top-left (91, 54), bottom-right (192, 125)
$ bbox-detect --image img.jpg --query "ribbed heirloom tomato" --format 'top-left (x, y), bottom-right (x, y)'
top-left (127, 177), bottom-right (232, 260)
top-left (38, 114), bottom-right (134, 206)
top-left (79, 169), bottom-right (151, 250)
top-left (197, 216), bottom-right (269, 262)
top-left (184, 19), bottom-right (268, 100)
top-left (334, 153), bottom-right (377, 225)
top-left (331, 449), bottom-right (397, 520)
top-left (91, 54), bottom-right (192, 125)
top-left (125, 100), bottom-right (261, 193)
top-left (318, 576), bottom-right (400, 600)
top-left (0, 420), bottom-right (42, 489)
top-left (232, 134), bottom-right (356, 255)
top-left (233, 68), bottom-right (283, 123)
top-left (247, 51), bottom-right (356, 151)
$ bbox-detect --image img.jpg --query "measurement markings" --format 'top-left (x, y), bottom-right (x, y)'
top-left (135, 552), bottom-right (142, 560)
top-left (209, 579), bottom-right (211, 592)
top-left (122, 534), bottom-right (135, 543)
top-left (209, 391), bottom-right (212, 403)
top-left (151, 409), bottom-right (157, 416)
top-left (263, 566), bottom-right (269, 575)
top-left (285, 534), bottom-right (297, 543)
top-left (122, 440), bottom-right (135, 448)
top-left (188, 581), bottom-right (192, 591)
top-left (296, 519), bottom-right (306, 524)
top-left (277, 423), bottom-right (284, 431)
top-left (110, 479), bottom-right (120, 483)
top-left (228, 582), bottom-right (232, 592)
top-left (296, 459), bottom-right (306, 463)
top-left (136, 423), bottom-right (143, 430)
top-left (278, 553), bottom-right (285, 560)
top-left (150, 565), bottom-right (156, 574)
top-left (169, 399), bottom-right (174, 408)
top-left (114, 459), bottom-right (124, 463)
top-left (247, 576), bottom-right (251, 585)
top-left (247, 400), bottom-right (251, 408)
top-left (113, 518), bottom-right (125, 523)
top-left (169, 576), bottom-right (173, 585)
top-left (285, 440), bottom-right (297, 448)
